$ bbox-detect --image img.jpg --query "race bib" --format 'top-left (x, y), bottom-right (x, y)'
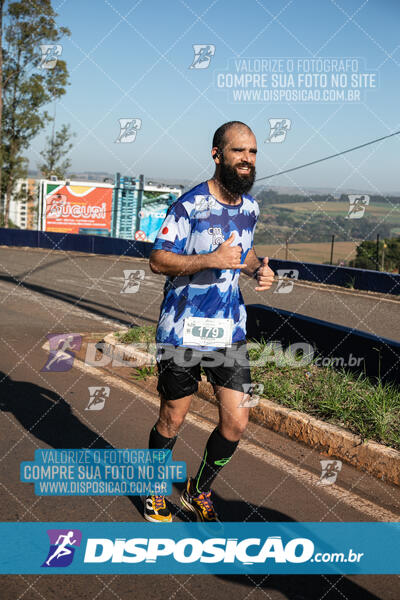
top-left (182, 317), bottom-right (233, 347)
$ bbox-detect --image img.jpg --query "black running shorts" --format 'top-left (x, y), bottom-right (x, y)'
top-left (156, 341), bottom-right (252, 400)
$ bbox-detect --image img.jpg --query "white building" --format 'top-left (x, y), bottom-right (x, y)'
top-left (9, 178), bottom-right (39, 229)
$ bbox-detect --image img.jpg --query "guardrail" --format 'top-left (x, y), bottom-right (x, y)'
top-left (1, 228), bottom-right (399, 295)
top-left (246, 304), bottom-right (400, 385)
top-left (1, 228), bottom-right (398, 383)
top-left (267, 258), bottom-right (400, 295)
top-left (0, 228), bottom-right (152, 259)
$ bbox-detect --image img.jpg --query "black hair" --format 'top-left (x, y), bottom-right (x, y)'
top-left (212, 121), bottom-right (252, 152)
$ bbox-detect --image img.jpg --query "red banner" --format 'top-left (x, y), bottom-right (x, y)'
top-left (44, 183), bottom-right (113, 234)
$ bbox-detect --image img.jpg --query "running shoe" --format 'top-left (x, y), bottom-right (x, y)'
top-left (144, 495), bottom-right (172, 522)
top-left (180, 478), bottom-right (219, 522)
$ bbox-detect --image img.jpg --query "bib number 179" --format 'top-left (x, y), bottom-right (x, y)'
top-left (192, 326), bottom-right (223, 339)
top-left (182, 317), bottom-right (233, 347)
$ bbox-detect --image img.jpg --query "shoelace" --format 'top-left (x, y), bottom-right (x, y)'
top-left (196, 491), bottom-right (215, 517)
top-left (153, 495), bottom-right (166, 510)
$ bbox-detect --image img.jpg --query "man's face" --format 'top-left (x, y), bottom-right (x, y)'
top-left (215, 127), bottom-right (257, 195)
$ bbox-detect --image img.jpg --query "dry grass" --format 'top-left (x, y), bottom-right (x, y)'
top-left (255, 241), bottom-right (358, 264)
top-left (270, 201), bottom-right (400, 222)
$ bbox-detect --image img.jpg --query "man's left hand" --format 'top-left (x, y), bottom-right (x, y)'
top-left (255, 257), bottom-right (275, 291)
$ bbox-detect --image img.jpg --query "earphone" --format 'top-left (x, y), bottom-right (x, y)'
top-left (212, 148), bottom-right (221, 159)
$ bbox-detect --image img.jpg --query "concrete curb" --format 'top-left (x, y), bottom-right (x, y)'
top-left (101, 333), bottom-right (157, 366)
top-left (101, 331), bottom-right (400, 487)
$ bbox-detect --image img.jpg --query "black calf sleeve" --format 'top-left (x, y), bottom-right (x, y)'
top-left (148, 423), bottom-right (178, 451)
top-left (193, 427), bottom-right (239, 493)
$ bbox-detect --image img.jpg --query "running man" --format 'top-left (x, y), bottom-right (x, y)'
top-left (45, 531), bottom-right (77, 565)
top-left (144, 121), bottom-right (274, 523)
top-left (44, 335), bottom-right (77, 371)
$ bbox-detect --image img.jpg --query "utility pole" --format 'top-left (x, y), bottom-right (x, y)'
top-left (381, 241), bottom-right (386, 272)
top-left (376, 234), bottom-right (380, 271)
top-left (285, 238), bottom-right (288, 260)
top-left (330, 234), bottom-right (335, 265)
top-left (136, 174), bottom-right (144, 231)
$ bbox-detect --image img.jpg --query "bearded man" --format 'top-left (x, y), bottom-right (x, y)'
top-left (144, 121), bottom-right (274, 523)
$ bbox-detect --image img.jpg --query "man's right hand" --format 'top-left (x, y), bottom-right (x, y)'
top-left (210, 233), bottom-right (247, 270)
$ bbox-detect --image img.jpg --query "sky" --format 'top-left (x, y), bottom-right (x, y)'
top-left (27, 0), bottom-right (400, 194)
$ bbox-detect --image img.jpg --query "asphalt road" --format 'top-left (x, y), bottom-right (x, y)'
top-left (0, 246), bottom-right (398, 340)
top-left (0, 246), bottom-right (399, 600)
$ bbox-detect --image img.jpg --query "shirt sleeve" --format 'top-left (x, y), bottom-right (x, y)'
top-left (251, 201), bottom-right (260, 246)
top-left (152, 201), bottom-right (191, 254)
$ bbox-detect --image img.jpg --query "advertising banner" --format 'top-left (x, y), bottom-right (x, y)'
top-left (43, 182), bottom-right (113, 235)
top-left (0, 522), bottom-right (398, 574)
top-left (139, 191), bottom-right (177, 242)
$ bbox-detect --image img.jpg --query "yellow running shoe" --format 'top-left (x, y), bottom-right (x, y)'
top-left (144, 495), bottom-right (172, 522)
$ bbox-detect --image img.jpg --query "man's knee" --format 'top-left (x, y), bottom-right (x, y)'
top-left (220, 415), bottom-right (248, 440)
top-left (163, 412), bottom-right (186, 432)
top-left (158, 398), bottom-right (189, 434)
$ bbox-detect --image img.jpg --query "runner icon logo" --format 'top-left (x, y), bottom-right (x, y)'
top-left (39, 44), bottom-right (62, 69)
top-left (115, 118), bottom-right (142, 143)
top-left (121, 269), bottom-right (145, 294)
top-left (86, 386), bottom-right (110, 411)
top-left (275, 269), bottom-right (299, 294)
top-left (346, 194), bottom-right (369, 219)
top-left (238, 383), bottom-right (264, 407)
top-left (41, 334), bottom-right (82, 372)
top-left (317, 460), bottom-right (342, 486)
top-left (266, 118), bottom-right (291, 143)
top-left (189, 45), bottom-right (216, 69)
top-left (194, 195), bottom-right (217, 218)
top-left (42, 529), bottom-right (82, 567)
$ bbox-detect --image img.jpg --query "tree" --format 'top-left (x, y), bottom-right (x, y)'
top-left (38, 123), bottom-right (75, 179)
top-left (1, 0), bottom-right (70, 226)
top-left (0, 141), bottom-right (27, 225)
top-left (0, 0), bottom-right (6, 215)
top-left (383, 237), bottom-right (400, 272)
top-left (350, 237), bottom-right (400, 272)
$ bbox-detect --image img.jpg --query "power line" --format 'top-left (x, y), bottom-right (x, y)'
top-left (255, 130), bottom-right (400, 183)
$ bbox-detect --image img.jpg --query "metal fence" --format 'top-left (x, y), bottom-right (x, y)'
top-left (1, 228), bottom-right (399, 294)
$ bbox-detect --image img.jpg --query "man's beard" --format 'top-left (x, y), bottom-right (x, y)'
top-left (219, 155), bottom-right (256, 195)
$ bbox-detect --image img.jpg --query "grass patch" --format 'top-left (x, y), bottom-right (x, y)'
top-left (132, 365), bottom-right (156, 380)
top-left (113, 327), bottom-right (400, 451)
top-left (249, 339), bottom-right (400, 450)
top-left (115, 325), bottom-right (157, 381)
top-left (344, 276), bottom-right (356, 289)
top-left (115, 324), bottom-right (157, 345)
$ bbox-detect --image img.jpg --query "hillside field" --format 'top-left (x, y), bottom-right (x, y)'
top-left (270, 201), bottom-right (400, 225)
top-left (255, 240), bottom-right (358, 264)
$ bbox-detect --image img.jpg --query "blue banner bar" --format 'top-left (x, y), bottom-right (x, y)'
top-left (20, 449), bottom-right (186, 496)
top-left (0, 522), bottom-right (398, 574)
